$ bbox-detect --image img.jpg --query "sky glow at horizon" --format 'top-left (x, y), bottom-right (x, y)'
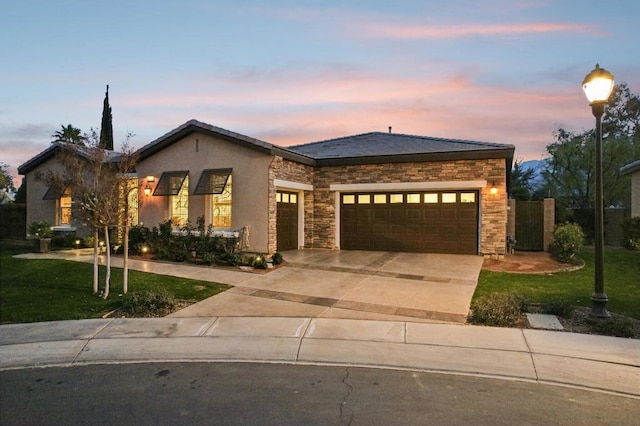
top-left (2, 0), bottom-right (639, 185)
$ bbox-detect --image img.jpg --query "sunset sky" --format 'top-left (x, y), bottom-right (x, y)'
top-left (2, 0), bottom-right (639, 185)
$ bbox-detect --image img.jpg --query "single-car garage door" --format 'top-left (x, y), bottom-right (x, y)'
top-left (277, 191), bottom-right (299, 251)
top-left (340, 191), bottom-right (478, 254)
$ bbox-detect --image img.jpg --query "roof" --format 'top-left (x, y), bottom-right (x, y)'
top-left (18, 143), bottom-right (123, 175)
top-left (135, 119), bottom-right (314, 166)
top-left (287, 132), bottom-right (515, 166)
top-left (620, 159), bottom-right (640, 175)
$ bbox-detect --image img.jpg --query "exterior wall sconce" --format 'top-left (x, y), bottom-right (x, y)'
top-left (144, 176), bottom-right (155, 196)
top-left (489, 183), bottom-right (498, 195)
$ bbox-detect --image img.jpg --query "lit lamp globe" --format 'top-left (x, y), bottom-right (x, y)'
top-left (582, 64), bottom-right (614, 108)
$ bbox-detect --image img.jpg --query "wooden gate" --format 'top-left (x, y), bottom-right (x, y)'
top-left (515, 201), bottom-right (544, 251)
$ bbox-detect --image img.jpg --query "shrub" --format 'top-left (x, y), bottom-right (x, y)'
top-left (542, 299), bottom-right (574, 318)
top-left (202, 252), bottom-right (216, 265)
top-left (271, 252), bottom-right (284, 265)
top-left (550, 222), bottom-right (585, 264)
top-left (621, 217), bottom-right (640, 251)
top-left (28, 221), bottom-right (53, 238)
top-left (590, 316), bottom-right (637, 338)
top-left (120, 289), bottom-right (176, 316)
top-left (253, 254), bottom-right (268, 269)
top-left (468, 293), bottom-right (528, 327)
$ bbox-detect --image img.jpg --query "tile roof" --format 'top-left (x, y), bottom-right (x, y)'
top-left (620, 159), bottom-right (640, 175)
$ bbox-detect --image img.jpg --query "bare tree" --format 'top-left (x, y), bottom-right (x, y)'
top-left (37, 130), bottom-right (137, 298)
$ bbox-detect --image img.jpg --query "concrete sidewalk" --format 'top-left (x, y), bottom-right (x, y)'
top-left (1, 317), bottom-right (638, 398)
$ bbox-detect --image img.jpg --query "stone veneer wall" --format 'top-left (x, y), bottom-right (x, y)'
top-left (313, 158), bottom-right (508, 256)
top-left (268, 157), bottom-right (315, 253)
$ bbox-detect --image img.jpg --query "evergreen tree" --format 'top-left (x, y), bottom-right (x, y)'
top-left (99, 85), bottom-right (114, 150)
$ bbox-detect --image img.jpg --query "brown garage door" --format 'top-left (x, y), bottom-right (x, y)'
top-left (276, 191), bottom-right (299, 251)
top-left (340, 191), bottom-right (478, 254)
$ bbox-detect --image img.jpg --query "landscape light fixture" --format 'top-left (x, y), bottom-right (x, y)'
top-left (582, 63), bottom-right (614, 319)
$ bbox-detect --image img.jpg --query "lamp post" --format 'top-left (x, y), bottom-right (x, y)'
top-left (581, 64), bottom-right (615, 319)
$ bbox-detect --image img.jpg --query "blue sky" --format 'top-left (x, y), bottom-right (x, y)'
top-left (2, 0), bottom-right (639, 185)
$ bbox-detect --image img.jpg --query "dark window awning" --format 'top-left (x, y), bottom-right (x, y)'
top-left (194, 168), bottom-right (232, 195)
top-left (153, 171), bottom-right (189, 196)
top-left (42, 184), bottom-right (65, 200)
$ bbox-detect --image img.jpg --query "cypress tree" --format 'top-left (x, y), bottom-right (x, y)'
top-left (99, 85), bottom-right (114, 151)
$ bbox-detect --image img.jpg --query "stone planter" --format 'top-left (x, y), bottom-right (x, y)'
top-left (34, 238), bottom-right (52, 253)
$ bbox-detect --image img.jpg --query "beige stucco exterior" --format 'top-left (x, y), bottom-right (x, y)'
top-left (136, 132), bottom-right (274, 252)
top-left (20, 121), bottom-right (514, 257)
top-left (631, 171), bottom-right (640, 217)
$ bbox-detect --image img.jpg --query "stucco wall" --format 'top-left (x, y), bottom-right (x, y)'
top-left (632, 171), bottom-right (640, 217)
top-left (312, 158), bottom-right (508, 256)
top-left (136, 133), bottom-right (273, 252)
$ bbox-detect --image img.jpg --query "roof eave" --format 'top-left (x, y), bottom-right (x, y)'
top-left (620, 159), bottom-right (640, 176)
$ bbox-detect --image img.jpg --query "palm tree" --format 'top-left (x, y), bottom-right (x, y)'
top-left (51, 124), bottom-right (85, 145)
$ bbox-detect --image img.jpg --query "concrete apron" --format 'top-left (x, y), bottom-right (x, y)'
top-left (170, 249), bottom-right (484, 323)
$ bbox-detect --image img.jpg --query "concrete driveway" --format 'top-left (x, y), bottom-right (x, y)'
top-left (171, 250), bottom-right (484, 323)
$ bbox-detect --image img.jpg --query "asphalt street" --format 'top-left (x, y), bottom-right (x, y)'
top-left (1, 363), bottom-right (638, 425)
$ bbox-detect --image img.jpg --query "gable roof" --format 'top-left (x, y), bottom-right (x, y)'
top-left (135, 119), bottom-right (314, 166)
top-left (18, 143), bottom-right (123, 175)
top-left (287, 131), bottom-right (515, 166)
top-left (620, 159), bottom-right (640, 175)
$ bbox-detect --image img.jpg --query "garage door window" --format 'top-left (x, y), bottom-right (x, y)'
top-left (407, 194), bottom-right (421, 203)
top-left (442, 193), bottom-right (457, 203)
top-left (374, 194), bottom-right (386, 204)
top-left (358, 194), bottom-right (371, 204)
top-left (390, 194), bottom-right (403, 203)
top-left (424, 193), bottom-right (438, 203)
top-left (461, 193), bottom-right (476, 203)
top-left (343, 195), bottom-right (355, 204)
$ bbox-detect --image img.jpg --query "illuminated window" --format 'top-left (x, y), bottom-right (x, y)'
top-left (170, 175), bottom-right (189, 227)
top-left (358, 194), bottom-right (371, 204)
top-left (374, 194), bottom-right (386, 204)
top-left (211, 175), bottom-right (232, 228)
top-left (442, 193), bottom-right (457, 203)
top-left (59, 192), bottom-right (72, 225)
top-left (276, 192), bottom-right (282, 202)
top-left (390, 194), bottom-right (403, 203)
top-left (461, 193), bottom-right (476, 203)
top-left (407, 194), bottom-right (421, 203)
top-left (290, 193), bottom-right (297, 203)
top-left (343, 195), bottom-right (355, 204)
top-left (424, 193), bottom-right (438, 204)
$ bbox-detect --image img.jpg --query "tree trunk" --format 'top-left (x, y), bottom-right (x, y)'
top-left (93, 228), bottom-right (99, 294)
top-left (102, 225), bottom-right (111, 300)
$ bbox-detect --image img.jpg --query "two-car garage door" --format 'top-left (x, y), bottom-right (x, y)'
top-left (340, 191), bottom-right (479, 255)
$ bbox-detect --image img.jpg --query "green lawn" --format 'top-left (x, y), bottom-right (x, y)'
top-left (475, 247), bottom-right (640, 319)
top-left (0, 242), bottom-right (230, 324)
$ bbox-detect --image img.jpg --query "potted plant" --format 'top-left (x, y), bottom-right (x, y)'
top-left (28, 221), bottom-right (53, 253)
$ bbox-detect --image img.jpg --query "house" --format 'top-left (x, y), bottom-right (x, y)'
top-left (621, 159), bottom-right (640, 217)
top-left (19, 119), bottom-right (515, 257)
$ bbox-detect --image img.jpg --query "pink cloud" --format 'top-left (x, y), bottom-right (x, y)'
top-left (354, 22), bottom-right (603, 39)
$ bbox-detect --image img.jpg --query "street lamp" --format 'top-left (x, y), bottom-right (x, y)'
top-left (582, 63), bottom-right (615, 319)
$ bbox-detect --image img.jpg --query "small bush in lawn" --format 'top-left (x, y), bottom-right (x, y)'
top-left (542, 299), bottom-right (574, 318)
top-left (271, 252), bottom-right (284, 265)
top-left (621, 217), bottom-right (640, 251)
top-left (468, 293), bottom-right (527, 327)
top-left (120, 289), bottom-right (176, 316)
top-left (590, 316), bottom-right (637, 338)
top-left (550, 222), bottom-right (585, 264)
